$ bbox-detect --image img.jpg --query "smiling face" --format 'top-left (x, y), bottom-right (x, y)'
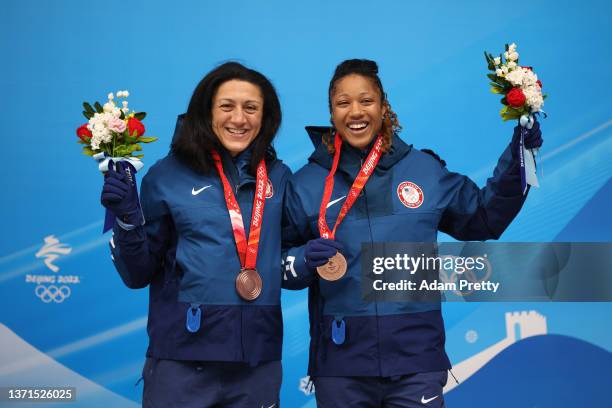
top-left (211, 79), bottom-right (263, 156)
top-left (330, 74), bottom-right (386, 150)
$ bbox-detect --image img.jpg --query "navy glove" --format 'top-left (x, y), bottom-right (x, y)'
top-left (100, 160), bottom-right (143, 226)
top-left (511, 118), bottom-right (543, 159)
top-left (305, 238), bottom-right (344, 270)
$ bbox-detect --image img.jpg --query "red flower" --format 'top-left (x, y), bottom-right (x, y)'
top-left (127, 117), bottom-right (145, 138)
top-left (76, 124), bottom-right (92, 142)
top-left (522, 66), bottom-right (533, 71)
top-left (507, 88), bottom-right (526, 108)
top-left (536, 79), bottom-right (543, 88)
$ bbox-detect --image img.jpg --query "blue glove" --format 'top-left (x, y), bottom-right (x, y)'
top-left (511, 118), bottom-right (543, 159)
top-left (100, 160), bottom-right (143, 226)
top-left (304, 238), bottom-right (344, 270)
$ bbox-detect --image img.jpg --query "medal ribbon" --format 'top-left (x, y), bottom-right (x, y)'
top-left (318, 132), bottom-right (384, 239)
top-left (211, 150), bottom-right (268, 269)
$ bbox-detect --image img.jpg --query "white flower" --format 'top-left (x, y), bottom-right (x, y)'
top-left (123, 90), bottom-right (129, 98)
top-left (509, 52), bottom-right (519, 61)
top-left (523, 70), bottom-right (538, 87)
top-left (495, 68), bottom-right (503, 77)
top-left (494, 57), bottom-right (501, 66)
top-left (504, 51), bottom-right (509, 59)
top-left (87, 111), bottom-right (120, 150)
top-left (122, 101), bottom-right (128, 108)
top-left (505, 68), bottom-right (525, 86)
top-left (508, 61), bottom-right (517, 69)
top-left (502, 65), bottom-right (509, 74)
top-left (122, 107), bottom-right (129, 114)
top-left (523, 85), bottom-right (544, 112)
top-left (108, 93), bottom-right (114, 101)
top-left (509, 43), bottom-right (517, 51)
top-left (103, 102), bottom-right (115, 113)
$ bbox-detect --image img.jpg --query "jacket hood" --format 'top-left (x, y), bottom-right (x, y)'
top-left (305, 126), bottom-right (412, 172)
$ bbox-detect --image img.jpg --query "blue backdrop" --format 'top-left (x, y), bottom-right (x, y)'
top-left (1, 0), bottom-right (611, 406)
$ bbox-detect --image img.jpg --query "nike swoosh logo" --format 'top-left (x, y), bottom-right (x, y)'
top-left (326, 195), bottom-right (346, 209)
top-left (421, 395), bottom-right (439, 404)
top-left (191, 185), bottom-right (212, 195)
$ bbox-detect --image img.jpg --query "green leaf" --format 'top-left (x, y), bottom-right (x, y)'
top-left (500, 97), bottom-right (508, 105)
top-left (82, 110), bottom-right (93, 120)
top-left (490, 86), bottom-right (504, 94)
top-left (139, 136), bottom-right (157, 143)
top-left (501, 105), bottom-right (524, 121)
top-left (487, 73), bottom-right (498, 82)
top-left (120, 110), bottom-right (125, 120)
top-left (81, 146), bottom-right (95, 157)
top-left (124, 133), bottom-right (136, 144)
top-left (505, 43), bottom-right (509, 51)
top-left (134, 112), bottom-right (147, 120)
top-left (128, 144), bottom-right (142, 152)
top-left (134, 154), bottom-right (144, 159)
top-left (484, 52), bottom-right (494, 70)
top-left (113, 145), bottom-right (129, 156)
top-left (131, 130), bottom-right (139, 138)
top-left (83, 102), bottom-right (95, 113)
top-left (94, 102), bottom-right (103, 113)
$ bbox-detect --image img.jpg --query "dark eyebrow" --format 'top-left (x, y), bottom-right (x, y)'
top-left (217, 98), bottom-right (262, 105)
top-left (334, 91), bottom-right (374, 99)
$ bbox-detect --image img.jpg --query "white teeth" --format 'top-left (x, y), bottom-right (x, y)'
top-left (348, 123), bottom-right (368, 130)
top-left (227, 128), bottom-right (248, 135)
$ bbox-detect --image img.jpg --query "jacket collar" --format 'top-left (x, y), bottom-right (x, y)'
top-left (306, 126), bottom-right (412, 175)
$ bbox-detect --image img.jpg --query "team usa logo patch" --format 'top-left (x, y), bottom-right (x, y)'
top-left (397, 181), bottom-right (424, 208)
top-left (265, 179), bottom-right (274, 199)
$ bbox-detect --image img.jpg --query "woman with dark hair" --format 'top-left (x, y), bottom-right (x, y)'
top-left (282, 59), bottom-right (543, 407)
top-left (100, 62), bottom-right (289, 407)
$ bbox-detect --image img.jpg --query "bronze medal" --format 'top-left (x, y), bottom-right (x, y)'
top-left (316, 252), bottom-right (347, 281)
top-left (235, 268), bottom-right (262, 301)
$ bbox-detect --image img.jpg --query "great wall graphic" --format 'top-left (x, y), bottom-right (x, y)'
top-left (444, 310), bottom-right (548, 393)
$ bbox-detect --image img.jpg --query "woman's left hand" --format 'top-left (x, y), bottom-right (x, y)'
top-left (512, 118), bottom-right (543, 157)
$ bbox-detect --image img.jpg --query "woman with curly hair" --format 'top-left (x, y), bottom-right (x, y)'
top-left (282, 59), bottom-right (543, 407)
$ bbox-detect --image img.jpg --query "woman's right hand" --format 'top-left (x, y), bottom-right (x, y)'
top-left (101, 161), bottom-right (142, 225)
top-left (304, 238), bottom-right (344, 270)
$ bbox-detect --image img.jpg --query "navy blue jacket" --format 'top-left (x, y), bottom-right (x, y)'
top-left (110, 117), bottom-right (291, 366)
top-left (282, 127), bottom-right (527, 377)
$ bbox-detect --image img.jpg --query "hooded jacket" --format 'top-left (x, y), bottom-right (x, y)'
top-left (110, 116), bottom-right (291, 365)
top-left (282, 127), bottom-right (527, 377)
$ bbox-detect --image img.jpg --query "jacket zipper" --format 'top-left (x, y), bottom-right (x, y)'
top-left (361, 157), bottom-right (383, 377)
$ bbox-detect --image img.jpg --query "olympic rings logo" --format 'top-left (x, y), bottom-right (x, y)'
top-left (35, 284), bottom-right (71, 303)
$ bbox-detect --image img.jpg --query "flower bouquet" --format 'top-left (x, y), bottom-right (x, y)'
top-left (485, 43), bottom-right (547, 193)
top-left (75, 90), bottom-right (157, 231)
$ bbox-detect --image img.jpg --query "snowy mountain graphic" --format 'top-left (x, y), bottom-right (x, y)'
top-left (445, 310), bottom-right (547, 393)
top-left (0, 323), bottom-right (138, 408)
top-left (445, 334), bottom-right (612, 407)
